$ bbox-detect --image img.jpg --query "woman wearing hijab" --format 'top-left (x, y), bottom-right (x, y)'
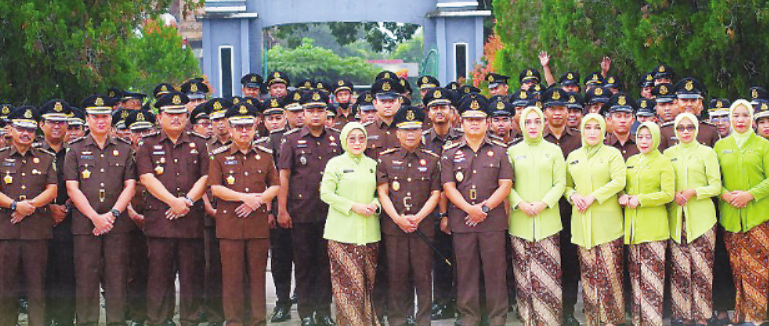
top-left (663, 113), bottom-right (721, 326)
top-left (619, 122), bottom-right (674, 326)
top-left (320, 122), bottom-right (382, 326)
top-left (565, 113), bottom-right (627, 326)
top-left (715, 99), bottom-right (769, 326)
top-left (507, 106), bottom-right (566, 325)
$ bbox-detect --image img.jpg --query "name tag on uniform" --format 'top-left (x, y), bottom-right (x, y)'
top-left (627, 166), bottom-right (634, 169)
top-left (224, 160), bottom-right (237, 165)
top-left (392, 166), bottom-right (403, 171)
top-left (418, 167), bottom-right (427, 172)
top-left (671, 158), bottom-right (678, 162)
top-left (153, 145), bottom-right (163, 150)
top-left (514, 155), bottom-right (526, 160)
top-left (2, 162), bottom-right (13, 167)
top-left (297, 144), bottom-right (308, 148)
top-left (153, 151), bottom-right (165, 155)
top-left (569, 160), bottom-right (579, 165)
top-left (368, 135), bottom-right (380, 140)
top-left (80, 155), bottom-right (93, 160)
top-left (722, 150), bottom-right (733, 154)
top-left (343, 169), bottom-right (354, 173)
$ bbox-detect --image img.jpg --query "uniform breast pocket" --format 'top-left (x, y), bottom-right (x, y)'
top-left (1, 166), bottom-right (17, 187)
top-left (296, 148), bottom-right (312, 166)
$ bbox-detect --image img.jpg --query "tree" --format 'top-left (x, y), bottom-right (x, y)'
top-left (0, 0), bottom-right (202, 105)
top-left (390, 34), bottom-right (423, 64)
top-left (493, 0), bottom-right (769, 98)
top-left (270, 22), bottom-right (419, 53)
top-left (265, 38), bottom-right (379, 84)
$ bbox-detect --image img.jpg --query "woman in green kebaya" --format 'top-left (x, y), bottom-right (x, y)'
top-left (507, 106), bottom-right (566, 326)
top-left (565, 113), bottom-right (626, 326)
top-left (620, 122), bottom-right (674, 326)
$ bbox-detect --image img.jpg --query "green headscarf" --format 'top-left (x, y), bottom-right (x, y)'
top-left (340, 122), bottom-right (367, 159)
top-left (519, 106), bottom-right (544, 145)
top-left (580, 113), bottom-right (606, 159)
top-left (729, 99), bottom-right (754, 149)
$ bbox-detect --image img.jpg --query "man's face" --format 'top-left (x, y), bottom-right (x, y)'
top-left (242, 86), bottom-right (260, 98)
top-left (654, 78), bottom-right (671, 86)
top-left (40, 119), bottom-right (67, 141)
top-left (711, 116), bottom-right (730, 137)
top-left (396, 128), bottom-right (421, 149)
top-left (562, 85), bottom-right (580, 93)
top-left (335, 90), bottom-right (352, 104)
top-left (636, 115), bottom-right (657, 124)
top-left (303, 107), bottom-right (327, 129)
top-left (227, 122), bottom-right (257, 146)
top-left (212, 117), bottom-right (228, 137)
top-left (359, 110), bottom-right (378, 124)
top-left (123, 99), bottom-right (142, 111)
top-left (66, 125), bottom-right (85, 141)
top-left (187, 99), bottom-right (205, 113)
top-left (544, 106), bottom-right (568, 128)
top-left (10, 125), bottom-right (36, 147)
top-left (86, 114), bottom-right (112, 136)
top-left (489, 84), bottom-right (509, 96)
top-left (269, 83), bottom-right (287, 98)
top-left (490, 116), bottom-right (512, 137)
top-left (158, 112), bottom-right (189, 133)
top-left (428, 104), bottom-right (451, 125)
top-left (284, 110), bottom-right (305, 128)
top-left (129, 128), bottom-right (155, 145)
top-left (193, 118), bottom-right (213, 138)
top-left (676, 97), bottom-right (703, 116)
top-left (757, 118), bottom-right (769, 139)
top-left (461, 117), bottom-right (487, 137)
top-left (608, 111), bottom-right (635, 134)
top-left (655, 101), bottom-right (679, 123)
top-left (567, 108), bottom-right (583, 128)
top-left (587, 103), bottom-right (603, 114)
top-left (115, 128), bottom-right (131, 141)
top-left (374, 97), bottom-right (401, 119)
top-left (520, 82), bottom-right (535, 91)
top-left (264, 113), bottom-right (286, 131)
top-left (641, 87), bottom-right (653, 99)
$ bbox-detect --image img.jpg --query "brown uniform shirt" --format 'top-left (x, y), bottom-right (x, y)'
top-left (207, 136), bottom-right (231, 151)
top-left (364, 120), bottom-right (399, 160)
top-left (440, 138), bottom-right (514, 233)
top-left (64, 135), bottom-right (137, 235)
top-left (135, 130), bottom-right (210, 238)
top-left (604, 133), bottom-right (639, 161)
top-left (208, 143), bottom-right (279, 239)
top-left (332, 104), bottom-right (357, 129)
top-left (278, 126), bottom-right (341, 223)
top-left (376, 147), bottom-right (441, 237)
top-left (0, 146), bottom-right (57, 240)
top-left (658, 120), bottom-right (720, 151)
top-left (421, 127), bottom-right (464, 157)
top-left (543, 127), bottom-right (582, 158)
top-left (34, 141), bottom-right (74, 239)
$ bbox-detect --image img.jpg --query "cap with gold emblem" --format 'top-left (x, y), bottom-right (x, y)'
top-left (153, 83), bottom-right (176, 99)
top-left (125, 110), bottom-right (156, 131)
top-left (542, 87), bottom-right (568, 108)
top-left (267, 71), bottom-right (290, 86)
top-left (300, 90), bottom-right (330, 109)
top-left (375, 70), bottom-right (398, 81)
top-left (262, 97), bottom-right (285, 116)
top-left (316, 80), bottom-right (331, 92)
top-left (458, 96), bottom-right (489, 119)
top-left (8, 105), bottom-right (41, 129)
top-left (190, 103), bottom-right (211, 125)
top-left (355, 91), bottom-right (376, 112)
top-left (39, 100), bottom-right (72, 122)
top-left (112, 109), bottom-right (131, 129)
top-left (205, 98), bottom-right (234, 120)
top-left (565, 92), bottom-right (584, 111)
top-left (180, 79), bottom-right (210, 100)
top-left (485, 73), bottom-right (510, 89)
top-left (69, 107), bottom-right (86, 126)
top-left (511, 90), bottom-right (532, 108)
top-left (417, 75), bottom-right (440, 90)
top-left (652, 83), bottom-right (676, 103)
top-left (296, 79), bottom-right (315, 90)
top-left (106, 87), bottom-right (123, 101)
top-left (673, 77), bottom-right (706, 100)
top-left (399, 78), bottom-right (412, 95)
top-left (241, 73), bottom-right (264, 89)
top-left (333, 79), bottom-right (354, 94)
top-left (640, 72), bottom-right (655, 88)
top-left (489, 99), bottom-right (513, 117)
top-left (519, 68), bottom-right (541, 84)
top-left (653, 63), bottom-right (674, 81)
top-left (371, 78), bottom-right (404, 100)
top-left (755, 100), bottom-right (769, 120)
top-left (423, 88), bottom-right (451, 107)
top-left (583, 72), bottom-right (604, 86)
top-left (393, 106), bottom-right (425, 129)
top-left (120, 92), bottom-right (147, 103)
top-left (459, 85), bottom-right (481, 96)
top-left (154, 91), bottom-right (190, 114)
top-left (446, 82), bottom-right (460, 92)
top-left (559, 71), bottom-right (581, 87)
top-left (749, 86), bottom-right (769, 106)
top-left (284, 91), bottom-right (304, 112)
top-left (0, 104), bottom-right (15, 126)
top-left (637, 98), bottom-right (656, 117)
top-left (81, 94), bottom-right (116, 115)
top-left (584, 86), bottom-right (610, 105)
top-left (603, 75), bottom-right (621, 90)
top-left (709, 99), bottom-right (731, 112)
top-left (607, 92), bottom-right (636, 114)
top-left (225, 103), bottom-right (258, 125)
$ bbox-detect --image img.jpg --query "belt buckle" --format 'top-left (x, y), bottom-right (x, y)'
top-left (402, 196), bottom-right (413, 212)
top-left (18, 195), bottom-right (26, 201)
top-left (469, 189), bottom-right (477, 200)
top-left (99, 189), bottom-right (106, 203)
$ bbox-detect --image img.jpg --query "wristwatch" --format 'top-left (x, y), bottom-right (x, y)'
top-left (110, 209), bottom-right (121, 219)
top-left (436, 212), bottom-right (448, 218)
top-left (9, 201), bottom-right (17, 211)
top-left (184, 196), bottom-right (195, 206)
top-left (481, 205), bottom-right (490, 213)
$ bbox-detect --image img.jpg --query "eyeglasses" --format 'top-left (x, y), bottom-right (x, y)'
top-left (347, 136), bottom-right (367, 144)
top-left (675, 125), bottom-right (696, 132)
top-left (232, 125), bottom-right (254, 132)
top-left (15, 127), bottom-right (36, 134)
top-left (195, 121), bottom-right (213, 128)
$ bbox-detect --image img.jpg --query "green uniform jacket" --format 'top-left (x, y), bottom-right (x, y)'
top-left (624, 150), bottom-right (675, 244)
top-left (565, 145), bottom-right (626, 248)
top-left (664, 143), bottom-right (721, 243)
top-left (715, 133), bottom-right (769, 233)
top-left (507, 139), bottom-right (566, 241)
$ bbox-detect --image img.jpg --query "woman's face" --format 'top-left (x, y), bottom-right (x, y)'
top-left (676, 117), bottom-right (696, 144)
top-left (523, 110), bottom-right (543, 139)
top-left (731, 106), bottom-right (752, 134)
top-left (583, 120), bottom-right (602, 146)
top-left (346, 129), bottom-right (367, 156)
top-left (636, 127), bottom-right (654, 154)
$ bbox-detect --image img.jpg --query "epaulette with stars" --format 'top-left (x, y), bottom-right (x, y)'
top-left (254, 136), bottom-right (270, 144)
top-left (283, 128), bottom-right (300, 136)
top-left (421, 149), bottom-right (439, 158)
top-left (35, 147), bottom-right (55, 156)
top-left (443, 142), bottom-right (461, 150)
top-left (379, 148), bottom-right (398, 156)
top-left (210, 144), bottom-right (231, 156)
top-left (140, 130), bottom-right (161, 139)
top-left (256, 144), bottom-right (273, 154)
top-left (67, 136), bottom-right (86, 145)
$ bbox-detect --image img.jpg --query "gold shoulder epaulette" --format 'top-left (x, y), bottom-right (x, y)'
top-left (256, 145), bottom-right (273, 154)
top-left (379, 148), bottom-right (398, 156)
top-left (211, 144), bottom-right (231, 155)
top-left (421, 149), bottom-right (439, 158)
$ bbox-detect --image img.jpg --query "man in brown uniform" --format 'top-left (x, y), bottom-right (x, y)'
top-left (207, 98), bottom-right (234, 150)
top-left (365, 78), bottom-right (403, 161)
top-left (209, 102), bottom-right (280, 326)
top-left (658, 77), bottom-right (720, 150)
top-left (136, 92), bottom-right (210, 326)
top-left (278, 90), bottom-right (341, 326)
top-left (65, 94), bottom-right (137, 326)
top-left (0, 106), bottom-right (58, 326)
top-left (36, 100), bottom-right (76, 326)
top-left (441, 96), bottom-right (513, 326)
top-left (332, 79), bottom-right (356, 129)
top-left (604, 93), bottom-right (640, 161)
top-left (377, 106), bottom-right (441, 326)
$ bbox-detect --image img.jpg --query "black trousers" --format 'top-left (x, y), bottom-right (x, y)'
top-left (270, 224), bottom-right (294, 307)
